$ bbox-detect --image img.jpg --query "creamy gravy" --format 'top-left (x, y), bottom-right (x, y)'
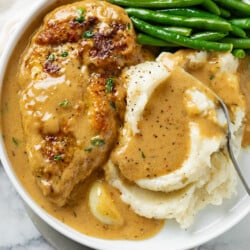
top-left (184, 52), bottom-right (250, 146)
top-left (2, 0), bottom-right (250, 242)
top-left (0, 1), bottom-right (163, 240)
top-left (161, 50), bottom-right (250, 146)
top-left (112, 67), bottom-right (224, 181)
top-left (18, 0), bottom-right (142, 207)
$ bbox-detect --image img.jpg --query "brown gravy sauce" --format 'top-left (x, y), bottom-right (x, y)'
top-left (184, 52), bottom-right (250, 147)
top-left (1, 1), bottom-right (250, 242)
top-left (112, 67), bottom-right (224, 181)
top-left (162, 50), bottom-right (250, 148)
top-left (0, 1), bottom-right (163, 240)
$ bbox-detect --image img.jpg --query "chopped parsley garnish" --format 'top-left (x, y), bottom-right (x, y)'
top-left (59, 100), bottom-right (70, 107)
top-left (54, 155), bottom-right (62, 161)
top-left (77, 7), bottom-right (84, 15)
top-left (110, 101), bottom-right (116, 110)
top-left (75, 15), bottom-right (85, 23)
top-left (4, 102), bottom-right (8, 111)
top-left (209, 74), bottom-right (215, 80)
top-left (75, 8), bottom-right (85, 23)
top-left (141, 151), bottom-right (146, 159)
top-left (106, 78), bottom-right (114, 93)
top-left (12, 137), bottom-right (19, 147)
top-left (61, 51), bottom-right (69, 57)
top-left (126, 23), bottom-right (131, 30)
top-left (47, 54), bottom-right (55, 61)
top-left (84, 147), bottom-right (92, 152)
top-left (83, 30), bottom-right (94, 38)
top-left (91, 136), bottom-right (105, 147)
top-left (73, 210), bottom-right (77, 217)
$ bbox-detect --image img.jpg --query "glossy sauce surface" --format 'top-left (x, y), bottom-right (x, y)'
top-left (1, 1), bottom-right (250, 242)
top-left (1, 0), bottom-right (163, 240)
top-left (112, 67), bottom-right (224, 181)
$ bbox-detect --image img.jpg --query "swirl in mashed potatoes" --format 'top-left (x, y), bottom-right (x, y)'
top-left (104, 50), bottom-right (245, 228)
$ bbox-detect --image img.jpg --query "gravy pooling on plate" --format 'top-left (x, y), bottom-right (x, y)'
top-left (1, 0), bottom-right (164, 240)
top-left (1, 0), bottom-right (250, 240)
top-left (18, 0), bottom-right (141, 207)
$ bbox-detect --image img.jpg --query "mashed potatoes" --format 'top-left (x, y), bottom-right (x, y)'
top-left (104, 51), bottom-right (246, 228)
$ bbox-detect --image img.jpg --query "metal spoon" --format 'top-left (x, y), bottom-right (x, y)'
top-left (196, 75), bottom-right (250, 195)
top-left (216, 96), bottom-right (250, 195)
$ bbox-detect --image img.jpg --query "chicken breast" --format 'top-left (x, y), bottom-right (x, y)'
top-left (18, 0), bottom-right (141, 206)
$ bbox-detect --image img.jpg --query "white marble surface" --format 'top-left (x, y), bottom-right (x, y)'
top-left (0, 0), bottom-right (250, 249)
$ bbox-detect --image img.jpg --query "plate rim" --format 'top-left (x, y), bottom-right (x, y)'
top-left (0, 1), bottom-right (250, 249)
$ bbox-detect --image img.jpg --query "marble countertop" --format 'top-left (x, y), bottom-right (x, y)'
top-left (0, 0), bottom-right (250, 249)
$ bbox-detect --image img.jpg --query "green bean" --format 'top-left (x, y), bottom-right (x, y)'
top-left (126, 8), bottom-right (232, 32)
top-left (221, 38), bottom-right (250, 49)
top-left (220, 8), bottom-right (231, 18)
top-left (158, 8), bottom-right (220, 18)
top-left (157, 3), bottom-right (230, 18)
top-left (158, 8), bottom-right (245, 37)
top-left (131, 17), bottom-right (233, 51)
top-left (107, 0), bottom-right (205, 8)
top-left (192, 31), bottom-right (228, 41)
top-left (230, 19), bottom-right (250, 29)
top-left (214, 0), bottom-right (250, 16)
top-left (232, 49), bottom-right (246, 59)
top-left (230, 25), bottom-right (247, 38)
top-left (202, 0), bottom-right (220, 15)
top-left (162, 27), bottom-right (192, 36)
top-left (137, 33), bottom-right (177, 47)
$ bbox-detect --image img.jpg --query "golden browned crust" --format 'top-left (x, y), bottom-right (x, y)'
top-left (34, 0), bottom-right (136, 69)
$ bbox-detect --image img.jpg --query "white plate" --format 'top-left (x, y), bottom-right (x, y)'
top-left (0, 1), bottom-right (250, 249)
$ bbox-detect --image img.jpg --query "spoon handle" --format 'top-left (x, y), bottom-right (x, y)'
top-left (218, 98), bottom-right (250, 196)
top-left (227, 138), bottom-right (250, 196)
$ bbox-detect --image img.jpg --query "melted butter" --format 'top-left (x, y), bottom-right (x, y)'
top-left (113, 67), bottom-right (224, 181)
